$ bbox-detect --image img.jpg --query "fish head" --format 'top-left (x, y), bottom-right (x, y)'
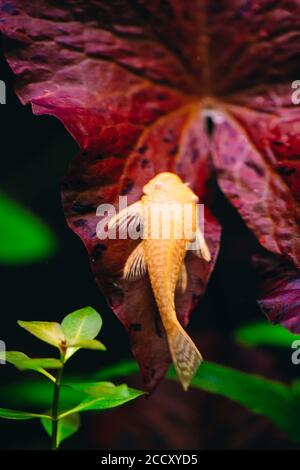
top-left (143, 172), bottom-right (199, 203)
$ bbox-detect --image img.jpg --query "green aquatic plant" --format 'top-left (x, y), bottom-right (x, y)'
top-left (0, 191), bottom-right (56, 264)
top-left (235, 321), bottom-right (300, 349)
top-left (0, 307), bottom-right (144, 449)
top-left (2, 316), bottom-right (300, 447)
top-left (93, 358), bottom-right (300, 444)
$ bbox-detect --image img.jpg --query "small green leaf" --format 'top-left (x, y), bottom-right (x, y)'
top-left (62, 307), bottom-right (102, 344)
top-left (0, 191), bottom-right (56, 264)
top-left (63, 347), bottom-right (80, 362)
top-left (59, 382), bottom-right (144, 418)
top-left (61, 307), bottom-right (103, 360)
top-left (4, 351), bottom-right (61, 381)
top-left (64, 339), bottom-right (106, 361)
top-left (41, 413), bottom-right (80, 445)
top-left (0, 408), bottom-right (51, 420)
top-left (72, 339), bottom-right (106, 351)
top-left (5, 352), bottom-right (62, 370)
top-left (235, 322), bottom-right (300, 348)
top-left (18, 321), bottom-right (65, 348)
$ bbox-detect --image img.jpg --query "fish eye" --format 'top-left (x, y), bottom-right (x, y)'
top-left (154, 182), bottom-right (163, 189)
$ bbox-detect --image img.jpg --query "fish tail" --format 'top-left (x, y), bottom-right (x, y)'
top-left (166, 318), bottom-right (203, 391)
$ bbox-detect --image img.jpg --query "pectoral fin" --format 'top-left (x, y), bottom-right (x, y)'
top-left (123, 243), bottom-right (147, 281)
top-left (189, 228), bottom-right (211, 262)
top-left (108, 201), bottom-right (142, 234)
top-left (177, 262), bottom-right (187, 293)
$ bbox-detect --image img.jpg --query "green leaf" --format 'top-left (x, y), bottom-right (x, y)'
top-left (4, 351), bottom-right (61, 381)
top-left (92, 360), bottom-right (299, 443)
top-left (67, 381), bottom-right (124, 396)
top-left (59, 382), bottom-right (144, 418)
top-left (0, 408), bottom-right (50, 420)
top-left (91, 361), bottom-right (139, 381)
top-left (167, 362), bottom-right (294, 437)
top-left (72, 339), bottom-right (106, 351)
top-left (19, 358), bottom-right (62, 370)
top-left (64, 339), bottom-right (106, 361)
top-left (62, 307), bottom-right (102, 343)
top-left (41, 413), bottom-right (80, 445)
top-left (61, 307), bottom-right (103, 360)
top-left (5, 351), bottom-right (62, 370)
top-left (64, 340), bottom-right (106, 362)
top-left (235, 322), bottom-right (300, 348)
top-left (18, 321), bottom-right (65, 348)
top-left (0, 191), bottom-right (56, 264)
top-left (1, 381), bottom-right (86, 410)
top-left (291, 380), bottom-right (300, 396)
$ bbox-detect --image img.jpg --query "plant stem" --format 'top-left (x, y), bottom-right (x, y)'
top-left (51, 360), bottom-right (64, 450)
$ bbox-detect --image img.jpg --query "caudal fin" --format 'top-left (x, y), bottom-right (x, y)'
top-left (168, 322), bottom-right (203, 391)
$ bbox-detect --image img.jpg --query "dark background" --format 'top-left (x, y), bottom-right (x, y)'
top-left (0, 38), bottom-right (298, 450)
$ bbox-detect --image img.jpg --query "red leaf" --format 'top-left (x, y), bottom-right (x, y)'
top-left (1, 0), bottom-right (300, 387)
top-left (252, 252), bottom-right (300, 334)
top-left (212, 103), bottom-right (300, 267)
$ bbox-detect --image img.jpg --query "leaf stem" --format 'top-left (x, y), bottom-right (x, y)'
top-left (51, 357), bottom-right (64, 450)
top-left (39, 368), bottom-right (56, 383)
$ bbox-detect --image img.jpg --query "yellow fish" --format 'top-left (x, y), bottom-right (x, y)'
top-left (109, 172), bottom-right (211, 390)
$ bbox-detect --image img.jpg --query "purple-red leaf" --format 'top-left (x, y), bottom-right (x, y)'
top-left (252, 253), bottom-right (300, 334)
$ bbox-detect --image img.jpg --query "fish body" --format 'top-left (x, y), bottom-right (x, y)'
top-left (109, 172), bottom-right (210, 389)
